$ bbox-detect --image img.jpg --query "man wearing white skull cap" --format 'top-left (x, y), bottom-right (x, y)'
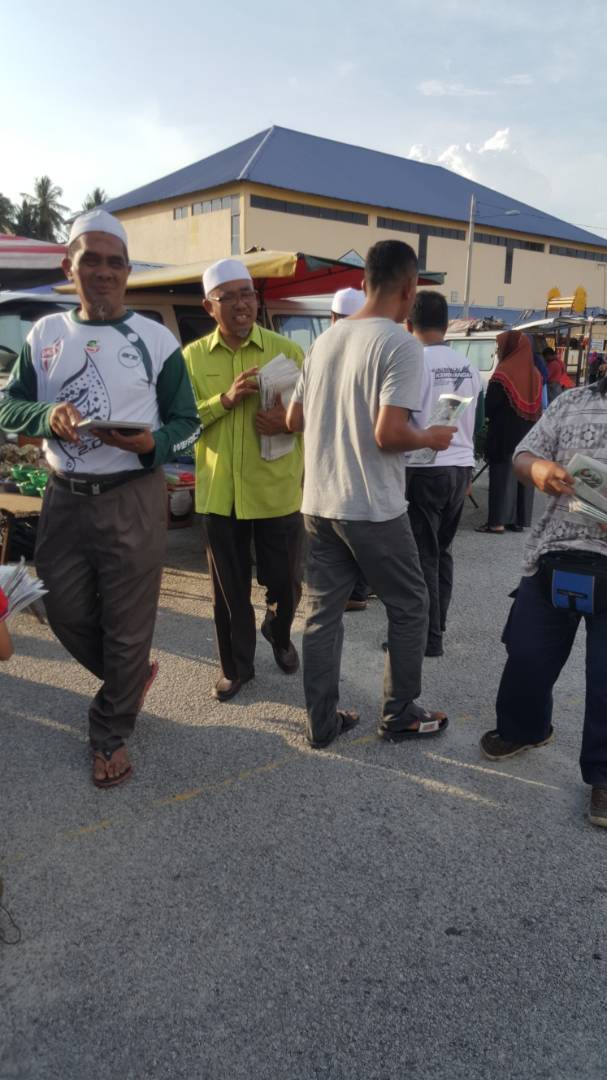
top-left (0, 209), bottom-right (200, 788)
top-left (184, 257), bottom-right (305, 701)
top-left (331, 288), bottom-right (365, 319)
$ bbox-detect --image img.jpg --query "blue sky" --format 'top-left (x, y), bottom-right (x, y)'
top-left (4, 0), bottom-right (607, 233)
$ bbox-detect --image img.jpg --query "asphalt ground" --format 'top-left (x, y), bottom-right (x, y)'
top-left (1, 477), bottom-right (605, 1080)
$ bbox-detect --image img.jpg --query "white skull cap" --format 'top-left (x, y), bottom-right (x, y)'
top-left (203, 258), bottom-right (253, 296)
top-left (331, 287), bottom-right (365, 316)
top-left (68, 209), bottom-right (128, 248)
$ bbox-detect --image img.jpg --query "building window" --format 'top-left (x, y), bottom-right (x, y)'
top-left (250, 193), bottom-right (368, 226)
top-left (497, 295), bottom-right (505, 307)
top-left (475, 232), bottom-right (543, 253)
top-left (417, 232), bottom-right (428, 268)
top-left (173, 206), bottom-right (188, 220)
top-left (231, 212), bottom-right (240, 255)
top-left (450, 291), bottom-right (459, 303)
top-left (549, 244), bottom-right (607, 263)
top-left (504, 246), bottom-right (514, 284)
top-left (377, 216), bottom-right (465, 242)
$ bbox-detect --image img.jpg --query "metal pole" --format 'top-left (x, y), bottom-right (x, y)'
top-left (462, 193), bottom-right (476, 319)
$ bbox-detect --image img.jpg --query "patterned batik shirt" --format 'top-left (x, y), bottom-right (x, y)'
top-left (514, 385), bottom-right (607, 575)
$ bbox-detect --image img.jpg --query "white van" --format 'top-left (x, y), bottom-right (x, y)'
top-left (443, 329), bottom-right (500, 389)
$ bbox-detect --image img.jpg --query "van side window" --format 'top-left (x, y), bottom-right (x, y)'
top-left (175, 308), bottom-right (215, 347)
top-left (272, 315), bottom-right (331, 353)
top-left (467, 340), bottom-right (497, 371)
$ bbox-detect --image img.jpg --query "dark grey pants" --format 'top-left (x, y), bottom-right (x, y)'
top-left (488, 460), bottom-right (534, 528)
top-left (406, 465), bottom-right (472, 656)
top-left (302, 513), bottom-right (429, 745)
top-left (35, 470), bottom-right (167, 751)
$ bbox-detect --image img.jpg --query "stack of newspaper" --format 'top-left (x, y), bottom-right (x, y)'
top-left (407, 393), bottom-right (473, 466)
top-left (257, 353), bottom-right (301, 462)
top-left (0, 559), bottom-right (47, 618)
top-left (568, 454), bottom-right (607, 524)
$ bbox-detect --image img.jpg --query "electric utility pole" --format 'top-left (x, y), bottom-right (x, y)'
top-left (462, 193), bottom-right (476, 319)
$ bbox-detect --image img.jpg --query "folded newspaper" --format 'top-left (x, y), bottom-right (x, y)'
top-left (407, 393), bottom-right (473, 466)
top-left (567, 454), bottom-right (607, 524)
top-left (257, 353), bottom-right (301, 462)
top-left (0, 559), bottom-right (47, 619)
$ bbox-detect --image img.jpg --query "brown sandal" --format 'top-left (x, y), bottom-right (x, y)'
top-left (92, 747), bottom-right (133, 789)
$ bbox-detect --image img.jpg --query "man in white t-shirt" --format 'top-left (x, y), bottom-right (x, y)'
top-left (287, 240), bottom-right (456, 749)
top-left (0, 210), bottom-right (200, 788)
top-left (406, 291), bottom-right (483, 657)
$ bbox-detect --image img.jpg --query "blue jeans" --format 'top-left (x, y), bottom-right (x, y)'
top-left (496, 570), bottom-right (607, 784)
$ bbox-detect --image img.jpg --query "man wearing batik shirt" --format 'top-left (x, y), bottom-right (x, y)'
top-left (0, 209), bottom-right (200, 788)
top-left (479, 377), bottom-right (607, 828)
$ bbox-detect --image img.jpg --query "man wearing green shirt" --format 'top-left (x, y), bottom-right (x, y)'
top-left (184, 258), bottom-right (304, 701)
top-left (0, 209), bottom-right (200, 788)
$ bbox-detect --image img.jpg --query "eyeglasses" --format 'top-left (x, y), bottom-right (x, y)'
top-left (208, 288), bottom-right (258, 305)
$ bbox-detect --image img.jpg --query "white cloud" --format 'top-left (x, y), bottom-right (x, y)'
top-left (501, 73), bottom-right (534, 86)
top-left (407, 128), bottom-right (552, 209)
top-left (417, 79), bottom-right (495, 98)
top-left (479, 128), bottom-right (511, 153)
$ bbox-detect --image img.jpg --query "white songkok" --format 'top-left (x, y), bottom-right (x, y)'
top-left (68, 209), bottom-right (128, 249)
top-left (203, 258), bottom-right (252, 297)
top-left (331, 287), bottom-right (365, 316)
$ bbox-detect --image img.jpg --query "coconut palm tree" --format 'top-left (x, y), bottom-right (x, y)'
top-left (13, 198), bottom-right (39, 238)
top-left (82, 187), bottom-right (108, 211)
top-left (0, 194), bottom-right (15, 234)
top-left (23, 176), bottom-right (69, 241)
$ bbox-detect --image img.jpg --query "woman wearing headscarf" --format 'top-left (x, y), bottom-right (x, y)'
top-left (476, 330), bottom-right (542, 534)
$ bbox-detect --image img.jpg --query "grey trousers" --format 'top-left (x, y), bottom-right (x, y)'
top-left (302, 513), bottom-right (429, 745)
top-left (35, 469), bottom-right (167, 751)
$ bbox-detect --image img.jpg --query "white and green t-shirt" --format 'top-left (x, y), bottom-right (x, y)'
top-left (0, 310), bottom-right (200, 475)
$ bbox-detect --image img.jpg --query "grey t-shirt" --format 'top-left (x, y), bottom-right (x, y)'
top-left (293, 317), bottom-right (423, 521)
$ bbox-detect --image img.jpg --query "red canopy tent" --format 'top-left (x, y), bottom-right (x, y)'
top-left (0, 235), bottom-right (67, 289)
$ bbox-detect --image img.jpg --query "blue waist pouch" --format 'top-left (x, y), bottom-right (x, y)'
top-left (539, 550), bottom-right (607, 615)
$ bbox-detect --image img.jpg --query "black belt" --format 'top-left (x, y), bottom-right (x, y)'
top-left (52, 469), bottom-right (152, 497)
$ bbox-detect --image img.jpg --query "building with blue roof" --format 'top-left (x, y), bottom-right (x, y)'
top-left (105, 126), bottom-right (607, 309)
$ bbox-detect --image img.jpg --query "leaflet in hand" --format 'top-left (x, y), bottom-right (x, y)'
top-left (257, 353), bottom-right (301, 462)
top-left (0, 559), bottom-right (47, 619)
top-left (407, 393), bottom-right (473, 466)
top-left (567, 454), bottom-right (607, 524)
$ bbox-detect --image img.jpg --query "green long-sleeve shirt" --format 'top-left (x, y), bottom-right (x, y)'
top-left (184, 323), bottom-right (304, 519)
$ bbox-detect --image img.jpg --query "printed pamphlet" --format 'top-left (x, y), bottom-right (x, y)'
top-left (567, 454), bottom-right (607, 525)
top-left (407, 393), bottom-right (473, 466)
top-left (257, 353), bottom-right (301, 462)
top-left (0, 559), bottom-right (47, 618)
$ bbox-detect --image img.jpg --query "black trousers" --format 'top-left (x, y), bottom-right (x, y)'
top-left (488, 460), bottom-right (534, 528)
top-left (496, 571), bottom-right (607, 785)
top-left (406, 465), bottom-right (472, 656)
top-left (204, 512), bottom-right (303, 680)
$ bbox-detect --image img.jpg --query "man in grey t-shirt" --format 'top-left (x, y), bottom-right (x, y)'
top-left (287, 240), bottom-right (456, 749)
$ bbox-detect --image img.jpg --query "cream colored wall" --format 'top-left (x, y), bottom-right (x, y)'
top-left (243, 205), bottom-right (416, 259)
top-left (506, 249), bottom-right (606, 307)
top-left (117, 198), bottom-right (236, 263)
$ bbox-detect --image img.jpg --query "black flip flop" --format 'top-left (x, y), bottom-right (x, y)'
top-left (475, 523), bottom-right (504, 534)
